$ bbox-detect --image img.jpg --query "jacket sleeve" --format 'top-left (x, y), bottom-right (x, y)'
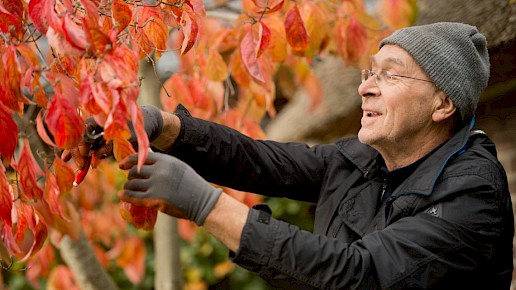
top-left (231, 173), bottom-right (512, 289)
top-left (165, 105), bottom-right (336, 202)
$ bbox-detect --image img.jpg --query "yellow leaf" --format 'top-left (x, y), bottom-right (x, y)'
top-left (202, 48), bottom-right (228, 82)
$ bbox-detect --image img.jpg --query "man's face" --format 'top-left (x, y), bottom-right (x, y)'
top-left (357, 45), bottom-right (439, 153)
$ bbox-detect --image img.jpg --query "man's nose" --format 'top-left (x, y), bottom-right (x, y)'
top-left (358, 77), bottom-right (380, 98)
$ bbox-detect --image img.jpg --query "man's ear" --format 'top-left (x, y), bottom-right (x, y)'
top-left (432, 91), bottom-right (456, 122)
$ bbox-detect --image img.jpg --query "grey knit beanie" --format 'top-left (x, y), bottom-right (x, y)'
top-left (379, 22), bottom-right (490, 123)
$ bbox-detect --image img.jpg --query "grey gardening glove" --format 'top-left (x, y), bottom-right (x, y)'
top-left (118, 152), bottom-right (222, 226)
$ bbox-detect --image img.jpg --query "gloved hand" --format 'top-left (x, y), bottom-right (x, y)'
top-left (62, 105), bottom-right (164, 167)
top-left (118, 152), bottom-right (222, 226)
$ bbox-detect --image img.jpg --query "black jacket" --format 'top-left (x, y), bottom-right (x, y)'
top-left (169, 106), bottom-right (513, 289)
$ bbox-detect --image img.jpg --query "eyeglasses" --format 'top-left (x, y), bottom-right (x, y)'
top-left (361, 69), bottom-right (434, 85)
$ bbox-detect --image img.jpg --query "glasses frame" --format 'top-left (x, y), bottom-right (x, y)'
top-left (361, 69), bottom-right (434, 85)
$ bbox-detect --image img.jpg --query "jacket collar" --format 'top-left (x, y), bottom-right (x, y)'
top-left (336, 119), bottom-right (474, 196)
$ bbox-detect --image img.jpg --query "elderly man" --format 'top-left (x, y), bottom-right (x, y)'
top-left (68, 22), bottom-right (514, 289)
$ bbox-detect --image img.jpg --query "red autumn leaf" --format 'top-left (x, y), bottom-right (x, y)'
top-left (1, 222), bottom-right (22, 257)
top-left (240, 25), bottom-right (265, 84)
top-left (0, 2), bottom-right (24, 39)
top-left (2, 0), bottom-right (25, 23)
top-left (256, 21), bottom-right (271, 59)
top-left (12, 202), bottom-right (48, 261)
top-left (10, 140), bottom-right (44, 201)
top-left (28, 0), bottom-right (49, 34)
top-left (62, 13), bottom-right (88, 51)
top-left (47, 265), bottom-right (79, 290)
top-left (0, 103), bottom-right (18, 162)
top-left (180, 6), bottom-right (199, 55)
top-left (284, 5), bottom-right (310, 55)
top-left (119, 202), bottom-right (158, 231)
top-left (26, 242), bottom-right (55, 286)
top-left (46, 72), bottom-right (80, 106)
top-left (112, 0), bottom-right (132, 32)
top-left (334, 15), bottom-right (368, 64)
top-left (46, 26), bottom-right (86, 56)
top-left (128, 102), bottom-right (150, 172)
top-left (36, 111), bottom-right (56, 148)
top-left (43, 170), bottom-right (66, 220)
top-left (115, 236), bottom-right (146, 284)
top-left (45, 93), bottom-right (85, 150)
top-left (0, 163), bottom-right (13, 227)
top-left (21, 67), bottom-right (48, 108)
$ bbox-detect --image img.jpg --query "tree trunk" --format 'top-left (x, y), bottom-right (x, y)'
top-left (154, 213), bottom-right (184, 290)
top-left (60, 231), bottom-right (118, 290)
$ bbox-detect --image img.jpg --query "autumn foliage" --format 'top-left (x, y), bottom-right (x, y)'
top-left (0, 0), bottom-right (416, 286)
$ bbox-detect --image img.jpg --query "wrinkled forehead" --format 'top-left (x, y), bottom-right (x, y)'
top-left (370, 45), bottom-right (420, 72)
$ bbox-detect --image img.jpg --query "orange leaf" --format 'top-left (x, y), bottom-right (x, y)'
top-left (45, 93), bottom-right (85, 150)
top-left (112, 0), bottom-right (132, 32)
top-left (177, 219), bottom-right (197, 242)
top-left (0, 45), bottom-right (28, 112)
top-left (378, 0), bottom-right (417, 29)
top-left (248, 0), bottom-right (284, 14)
top-left (0, 163), bottom-right (13, 227)
top-left (302, 70), bottom-right (324, 110)
top-left (0, 103), bottom-right (18, 162)
top-left (262, 16), bottom-right (286, 62)
top-left (133, 6), bottom-right (168, 58)
top-left (284, 5), bottom-right (310, 55)
top-left (103, 102), bottom-right (131, 141)
top-left (300, 2), bottom-right (331, 58)
top-left (115, 235), bottom-right (146, 284)
top-left (83, 20), bottom-right (113, 56)
top-left (113, 138), bottom-right (135, 162)
top-left (201, 48), bottom-right (228, 82)
top-left (53, 157), bottom-right (75, 194)
top-left (11, 140), bottom-right (44, 201)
